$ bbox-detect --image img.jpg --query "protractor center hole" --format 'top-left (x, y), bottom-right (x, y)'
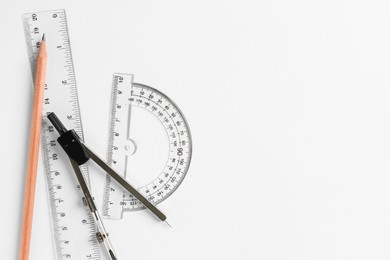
top-left (124, 139), bottom-right (137, 156)
top-left (125, 106), bottom-right (170, 186)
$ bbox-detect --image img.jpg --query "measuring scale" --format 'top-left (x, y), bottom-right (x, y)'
top-left (103, 74), bottom-right (192, 219)
top-left (23, 10), bottom-right (100, 259)
top-left (23, 9), bottom-right (192, 259)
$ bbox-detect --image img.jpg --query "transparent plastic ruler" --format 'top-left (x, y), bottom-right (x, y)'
top-left (103, 73), bottom-right (192, 219)
top-left (23, 10), bottom-right (100, 259)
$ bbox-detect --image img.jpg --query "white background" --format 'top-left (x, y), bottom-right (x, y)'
top-left (2, 0), bottom-right (390, 259)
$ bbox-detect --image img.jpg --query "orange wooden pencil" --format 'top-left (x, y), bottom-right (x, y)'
top-left (19, 34), bottom-right (47, 260)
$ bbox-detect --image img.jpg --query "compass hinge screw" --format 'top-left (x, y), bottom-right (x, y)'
top-left (82, 197), bottom-right (87, 207)
top-left (96, 232), bottom-right (104, 243)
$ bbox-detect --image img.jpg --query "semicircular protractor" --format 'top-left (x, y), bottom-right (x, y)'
top-left (102, 73), bottom-right (192, 219)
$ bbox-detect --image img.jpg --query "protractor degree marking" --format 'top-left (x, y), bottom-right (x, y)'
top-left (106, 81), bottom-right (192, 213)
top-left (130, 95), bottom-right (185, 145)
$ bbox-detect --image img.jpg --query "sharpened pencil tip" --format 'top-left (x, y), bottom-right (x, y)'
top-left (42, 33), bottom-right (45, 41)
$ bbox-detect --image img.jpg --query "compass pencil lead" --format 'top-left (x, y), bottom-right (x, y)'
top-left (42, 33), bottom-right (46, 41)
top-left (165, 220), bottom-right (172, 228)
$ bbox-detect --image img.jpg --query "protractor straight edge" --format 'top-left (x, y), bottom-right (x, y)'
top-left (103, 73), bottom-right (192, 220)
top-left (23, 10), bottom-right (100, 259)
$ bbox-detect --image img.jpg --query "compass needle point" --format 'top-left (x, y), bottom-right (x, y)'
top-left (165, 220), bottom-right (173, 228)
top-left (24, 11), bottom-right (192, 258)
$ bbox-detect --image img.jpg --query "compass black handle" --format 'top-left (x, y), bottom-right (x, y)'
top-left (47, 112), bottom-right (90, 165)
top-left (47, 112), bottom-right (68, 135)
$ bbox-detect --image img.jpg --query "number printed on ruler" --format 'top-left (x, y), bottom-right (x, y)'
top-left (103, 74), bottom-right (192, 219)
top-left (23, 10), bottom-right (100, 259)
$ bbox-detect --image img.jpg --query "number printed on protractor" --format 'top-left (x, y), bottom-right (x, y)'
top-left (103, 74), bottom-right (192, 219)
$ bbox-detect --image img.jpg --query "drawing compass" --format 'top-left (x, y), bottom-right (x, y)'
top-left (23, 10), bottom-right (193, 259)
top-left (47, 112), bottom-right (168, 260)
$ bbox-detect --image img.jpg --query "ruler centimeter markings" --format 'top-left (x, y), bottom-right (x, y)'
top-left (23, 10), bottom-right (100, 259)
top-left (102, 74), bottom-right (133, 218)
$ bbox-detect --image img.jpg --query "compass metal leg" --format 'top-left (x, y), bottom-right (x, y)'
top-left (83, 145), bottom-right (168, 222)
top-left (70, 159), bottom-right (118, 260)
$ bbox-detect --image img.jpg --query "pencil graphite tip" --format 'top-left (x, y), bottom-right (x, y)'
top-left (42, 33), bottom-right (45, 41)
